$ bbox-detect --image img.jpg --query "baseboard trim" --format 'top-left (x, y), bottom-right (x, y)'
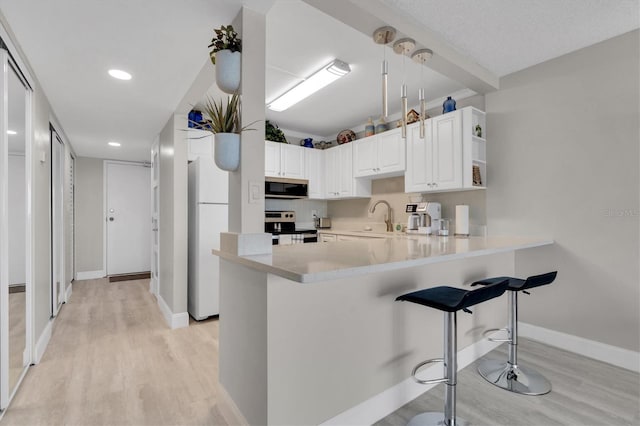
top-left (76, 270), bottom-right (105, 280)
top-left (65, 282), bottom-right (72, 302)
top-left (320, 332), bottom-right (504, 426)
top-left (33, 319), bottom-right (53, 364)
top-left (157, 294), bottom-right (189, 329)
top-left (519, 322), bottom-right (640, 373)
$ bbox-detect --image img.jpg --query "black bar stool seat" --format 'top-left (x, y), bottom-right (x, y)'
top-left (396, 280), bottom-right (509, 426)
top-left (472, 271), bottom-right (557, 396)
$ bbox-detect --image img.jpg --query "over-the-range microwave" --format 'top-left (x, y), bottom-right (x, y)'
top-left (265, 177), bottom-right (308, 199)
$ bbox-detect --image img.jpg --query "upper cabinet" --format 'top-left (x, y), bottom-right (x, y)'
top-left (324, 143), bottom-right (370, 199)
top-left (405, 107), bottom-right (486, 193)
top-left (305, 147), bottom-right (324, 199)
top-left (265, 141), bottom-right (305, 179)
top-left (353, 127), bottom-right (405, 178)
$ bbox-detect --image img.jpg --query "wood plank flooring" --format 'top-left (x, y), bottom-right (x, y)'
top-left (9, 291), bottom-right (26, 393)
top-left (1, 277), bottom-right (638, 425)
top-left (0, 278), bottom-right (241, 426)
top-left (376, 338), bottom-right (640, 426)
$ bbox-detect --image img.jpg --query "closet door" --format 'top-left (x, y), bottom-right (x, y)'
top-left (0, 48), bottom-right (32, 410)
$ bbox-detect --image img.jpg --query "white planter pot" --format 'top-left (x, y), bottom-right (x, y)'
top-left (215, 50), bottom-right (241, 94)
top-left (214, 133), bottom-right (240, 171)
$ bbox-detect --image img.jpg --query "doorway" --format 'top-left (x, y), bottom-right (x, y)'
top-left (50, 127), bottom-right (64, 317)
top-left (104, 161), bottom-right (151, 276)
top-left (0, 48), bottom-right (32, 411)
top-left (150, 141), bottom-right (159, 295)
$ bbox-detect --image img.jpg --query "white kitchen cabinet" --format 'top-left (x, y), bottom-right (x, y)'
top-left (265, 141), bottom-right (305, 179)
top-left (305, 148), bottom-right (324, 199)
top-left (353, 127), bottom-right (405, 178)
top-left (405, 107), bottom-right (484, 193)
top-left (324, 143), bottom-right (371, 199)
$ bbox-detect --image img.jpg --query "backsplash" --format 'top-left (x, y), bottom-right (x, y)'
top-left (265, 199), bottom-right (328, 229)
top-left (327, 176), bottom-right (487, 234)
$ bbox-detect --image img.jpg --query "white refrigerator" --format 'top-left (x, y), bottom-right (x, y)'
top-left (188, 154), bottom-right (228, 320)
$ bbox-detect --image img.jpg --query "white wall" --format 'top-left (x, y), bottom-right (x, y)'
top-left (8, 154), bottom-right (25, 285)
top-left (486, 30), bottom-right (639, 351)
top-left (158, 114), bottom-right (188, 316)
top-left (74, 157), bottom-right (103, 273)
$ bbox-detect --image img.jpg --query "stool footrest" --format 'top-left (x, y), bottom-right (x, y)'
top-left (483, 327), bottom-right (511, 343)
top-left (411, 358), bottom-right (448, 385)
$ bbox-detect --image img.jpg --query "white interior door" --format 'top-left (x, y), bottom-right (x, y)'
top-left (50, 130), bottom-right (64, 317)
top-left (106, 161), bottom-right (151, 276)
top-left (150, 141), bottom-right (159, 295)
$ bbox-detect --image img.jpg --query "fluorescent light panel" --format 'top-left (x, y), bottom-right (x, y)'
top-left (108, 141), bottom-right (121, 147)
top-left (268, 59), bottom-right (351, 112)
top-left (7, 130), bottom-right (16, 135)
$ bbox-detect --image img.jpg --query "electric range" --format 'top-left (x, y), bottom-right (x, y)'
top-left (265, 211), bottom-right (317, 245)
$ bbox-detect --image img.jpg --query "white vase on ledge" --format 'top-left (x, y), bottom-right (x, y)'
top-left (214, 133), bottom-right (240, 171)
top-left (215, 50), bottom-right (241, 94)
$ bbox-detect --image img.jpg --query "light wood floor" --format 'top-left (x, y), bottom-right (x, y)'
top-left (1, 278), bottom-right (638, 425)
top-left (376, 338), bottom-right (640, 426)
top-left (9, 291), bottom-right (26, 393)
top-left (0, 278), bottom-right (241, 426)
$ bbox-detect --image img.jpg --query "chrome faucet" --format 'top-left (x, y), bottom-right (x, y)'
top-left (369, 200), bottom-right (394, 232)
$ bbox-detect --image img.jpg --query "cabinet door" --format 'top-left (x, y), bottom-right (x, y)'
top-left (353, 136), bottom-right (377, 177)
top-left (404, 122), bottom-right (432, 192)
top-left (432, 112), bottom-right (462, 190)
top-left (305, 148), bottom-right (324, 199)
top-left (337, 143), bottom-right (353, 197)
top-left (281, 144), bottom-right (306, 178)
top-left (324, 148), bottom-right (338, 198)
top-left (377, 127), bottom-right (405, 174)
top-left (265, 141), bottom-right (281, 177)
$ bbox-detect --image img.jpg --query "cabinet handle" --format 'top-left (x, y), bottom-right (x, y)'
top-left (433, 182), bottom-right (438, 187)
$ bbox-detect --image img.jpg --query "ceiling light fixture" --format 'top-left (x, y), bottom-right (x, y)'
top-left (7, 130), bottom-right (16, 135)
top-left (412, 49), bottom-right (434, 139)
top-left (108, 141), bottom-right (121, 147)
top-left (268, 60), bottom-right (351, 112)
top-left (373, 26), bottom-right (397, 119)
top-left (108, 69), bottom-right (132, 80)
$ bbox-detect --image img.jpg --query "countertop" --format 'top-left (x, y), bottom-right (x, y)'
top-left (214, 235), bottom-right (553, 283)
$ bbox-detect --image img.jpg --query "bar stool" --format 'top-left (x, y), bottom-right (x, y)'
top-left (471, 271), bottom-right (557, 395)
top-left (396, 279), bottom-right (510, 426)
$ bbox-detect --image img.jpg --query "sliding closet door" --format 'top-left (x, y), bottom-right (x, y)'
top-left (0, 48), bottom-right (32, 410)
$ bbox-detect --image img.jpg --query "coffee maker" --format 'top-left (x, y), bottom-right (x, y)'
top-left (406, 202), bottom-right (441, 234)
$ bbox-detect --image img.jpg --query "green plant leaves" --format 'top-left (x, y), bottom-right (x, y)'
top-left (209, 25), bottom-right (242, 66)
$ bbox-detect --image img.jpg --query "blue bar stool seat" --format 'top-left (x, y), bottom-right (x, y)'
top-left (396, 279), bottom-right (510, 426)
top-left (472, 271), bottom-right (558, 395)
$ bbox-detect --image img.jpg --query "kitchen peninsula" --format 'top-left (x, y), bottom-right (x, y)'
top-left (214, 235), bottom-right (552, 425)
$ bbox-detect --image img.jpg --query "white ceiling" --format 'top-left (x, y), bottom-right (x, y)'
top-left (265, 0), bottom-right (466, 138)
top-left (0, 0), bottom-right (243, 161)
top-left (1, 0), bottom-right (638, 159)
top-left (380, 0), bottom-right (640, 77)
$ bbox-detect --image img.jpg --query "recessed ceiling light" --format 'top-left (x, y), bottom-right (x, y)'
top-left (108, 141), bottom-right (121, 147)
top-left (108, 69), bottom-right (132, 80)
top-left (7, 130), bottom-right (16, 135)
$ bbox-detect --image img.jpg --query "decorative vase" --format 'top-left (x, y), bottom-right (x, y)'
top-left (364, 118), bottom-right (375, 137)
top-left (443, 96), bottom-right (456, 114)
top-left (302, 138), bottom-right (314, 148)
top-left (214, 133), bottom-right (240, 171)
top-left (375, 116), bottom-right (389, 134)
top-left (215, 50), bottom-right (241, 94)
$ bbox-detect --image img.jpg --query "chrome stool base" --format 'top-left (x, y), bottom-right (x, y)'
top-left (477, 358), bottom-right (551, 395)
top-left (407, 412), bottom-right (469, 426)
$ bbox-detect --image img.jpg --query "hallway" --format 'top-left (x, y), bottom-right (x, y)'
top-left (0, 279), bottom-right (239, 425)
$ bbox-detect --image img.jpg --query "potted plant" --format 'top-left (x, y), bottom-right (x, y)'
top-left (209, 25), bottom-right (241, 94)
top-left (191, 94), bottom-right (255, 171)
top-left (265, 120), bottom-right (287, 143)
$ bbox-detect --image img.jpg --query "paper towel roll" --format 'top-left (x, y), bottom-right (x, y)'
top-left (455, 205), bottom-right (469, 236)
